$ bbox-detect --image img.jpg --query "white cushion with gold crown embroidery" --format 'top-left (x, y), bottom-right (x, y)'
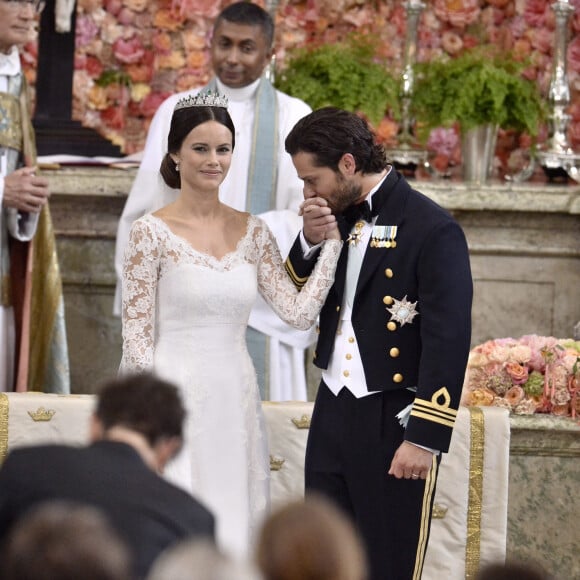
top-left (422, 406), bottom-right (510, 578)
top-left (0, 392), bottom-right (95, 463)
top-left (261, 401), bottom-right (313, 510)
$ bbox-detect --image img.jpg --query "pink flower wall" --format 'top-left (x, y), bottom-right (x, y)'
top-left (21, 0), bottom-right (580, 158)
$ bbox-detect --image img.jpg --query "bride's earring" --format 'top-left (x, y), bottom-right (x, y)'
top-left (175, 161), bottom-right (180, 172)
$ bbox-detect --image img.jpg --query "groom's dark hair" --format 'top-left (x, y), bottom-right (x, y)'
top-left (285, 107), bottom-right (387, 174)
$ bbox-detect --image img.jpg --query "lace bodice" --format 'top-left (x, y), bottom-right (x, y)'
top-left (120, 214), bottom-right (341, 371)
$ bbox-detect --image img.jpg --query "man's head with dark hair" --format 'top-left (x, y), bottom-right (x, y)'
top-left (210, 2), bottom-right (274, 89)
top-left (285, 107), bottom-right (387, 175)
top-left (94, 372), bottom-right (185, 452)
top-left (285, 107), bottom-right (388, 216)
top-left (214, 2), bottom-right (274, 48)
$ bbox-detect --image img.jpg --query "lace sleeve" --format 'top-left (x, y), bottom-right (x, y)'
top-left (119, 218), bottom-right (160, 372)
top-left (256, 220), bottom-right (342, 330)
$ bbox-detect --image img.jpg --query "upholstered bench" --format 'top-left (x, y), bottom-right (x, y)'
top-left (0, 393), bottom-right (509, 578)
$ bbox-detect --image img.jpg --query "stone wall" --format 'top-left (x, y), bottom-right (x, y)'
top-left (46, 168), bottom-right (580, 395)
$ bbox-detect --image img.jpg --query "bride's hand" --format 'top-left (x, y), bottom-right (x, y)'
top-left (324, 220), bottom-right (341, 241)
top-left (300, 197), bottom-right (339, 244)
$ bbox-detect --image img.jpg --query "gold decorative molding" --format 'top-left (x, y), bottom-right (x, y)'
top-left (291, 414), bottom-right (311, 429)
top-left (465, 406), bottom-right (485, 579)
top-left (27, 407), bottom-right (56, 422)
top-left (0, 394), bottom-right (8, 464)
top-left (509, 446), bottom-right (580, 458)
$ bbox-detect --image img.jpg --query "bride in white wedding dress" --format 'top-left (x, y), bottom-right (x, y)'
top-left (119, 93), bottom-right (342, 558)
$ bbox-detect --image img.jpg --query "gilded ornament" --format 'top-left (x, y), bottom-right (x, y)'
top-left (27, 407), bottom-right (56, 422)
top-left (291, 414), bottom-right (311, 429)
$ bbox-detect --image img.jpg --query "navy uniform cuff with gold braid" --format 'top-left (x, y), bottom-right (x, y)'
top-left (406, 386), bottom-right (458, 453)
top-left (285, 257), bottom-right (308, 289)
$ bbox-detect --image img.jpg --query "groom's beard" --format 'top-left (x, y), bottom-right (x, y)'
top-left (329, 172), bottom-right (363, 215)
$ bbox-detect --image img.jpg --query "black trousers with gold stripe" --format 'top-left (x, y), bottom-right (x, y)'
top-left (305, 382), bottom-right (440, 580)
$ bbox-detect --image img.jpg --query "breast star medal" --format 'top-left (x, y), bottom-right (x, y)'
top-left (387, 295), bottom-right (419, 326)
top-left (347, 221), bottom-right (365, 246)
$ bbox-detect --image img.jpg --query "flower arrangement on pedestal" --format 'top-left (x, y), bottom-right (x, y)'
top-left (462, 335), bottom-right (579, 418)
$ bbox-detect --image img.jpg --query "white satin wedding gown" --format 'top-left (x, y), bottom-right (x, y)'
top-left (120, 213), bottom-right (341, 557)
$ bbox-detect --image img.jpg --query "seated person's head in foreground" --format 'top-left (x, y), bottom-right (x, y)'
top-left (1, 500), bottom-right (131, 580)
top-left (147, 538), bottom-right (260, 580)
top-left (255, 494), bottom-right (368, 580)
top-left (92, 372), bottom-right (186, 472)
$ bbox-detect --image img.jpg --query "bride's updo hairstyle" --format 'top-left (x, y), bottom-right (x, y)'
top-left (160, 91), bottom-right (235, 189)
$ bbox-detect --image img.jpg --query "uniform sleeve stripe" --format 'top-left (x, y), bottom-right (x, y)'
top-left (409, 410), bottom-right (456, 428)
top-left (413, 398), bottom-right (457, 416)
top-left (412, 404), bottom-right (457, 422)
top-left (284, 259), bottom-right (308, 287)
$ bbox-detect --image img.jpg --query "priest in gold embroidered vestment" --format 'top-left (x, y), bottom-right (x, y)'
top-left (0, 0), bottom-right (69, 393)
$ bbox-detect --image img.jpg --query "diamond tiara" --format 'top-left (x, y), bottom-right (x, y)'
top-left (174, 90), bottom-right (229, 111)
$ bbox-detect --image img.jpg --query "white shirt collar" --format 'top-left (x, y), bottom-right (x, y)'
top-left (215, 77), bottom-right (261, 103)
top-left (0, 46), bottom-right (22, 77)
top-left (367, 165), bottom-right (392, 211)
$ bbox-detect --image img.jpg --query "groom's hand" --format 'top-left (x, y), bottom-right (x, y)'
top-left (388, 441), bottom-right (433, 480)
top-left (299, 197), bottom-right (338, 245)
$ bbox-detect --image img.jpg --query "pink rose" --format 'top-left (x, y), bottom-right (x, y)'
top-left (139, 92), bottom-right (172, 118)
top-left (113, 36), bottom-right (145, 65)
top-left (76, 14), bottom-right (100, 48)
top-left (505, 386), bottom-right (525, 407)
top-left (176, 0), bottom-right (220, 19)
top-left (528, 27), bottom-right (555, 55)
top-left (117, 7), bottom-right (136, 26)
top-left (568, 36), bottom-right (580, 74)
top-left (441, 31), bottom-right (464, 55)
top-left (104, 0), bottom-right (122, 16)
top-left (427, 127), bottom-right (460, 158)
top-left (433, 0), bottom-right (480, 29)
top-left (466, 388), bottom-right (495, 407)
top-left (523, 0), bottom-right (550, 28)
top-left (505, 362), bottom-right (529, 385)
top-left (123, 0), bottom-right (148, 12)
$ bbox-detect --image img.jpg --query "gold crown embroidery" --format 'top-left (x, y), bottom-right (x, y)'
top-left (291, 414), bottom-right (311, 429)
top-left (27, 407), bottom-right (56, 422)
top-left (432, 504), bottom-right (448, 519)
top-left (269, 455), bottom-right (285, 471)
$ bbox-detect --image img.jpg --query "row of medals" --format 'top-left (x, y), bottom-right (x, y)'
top-left (349, 222), bottom-right (398, 248)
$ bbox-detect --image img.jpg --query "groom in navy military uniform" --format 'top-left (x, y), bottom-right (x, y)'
top-left (284, 107), bottom-right (473, 580)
